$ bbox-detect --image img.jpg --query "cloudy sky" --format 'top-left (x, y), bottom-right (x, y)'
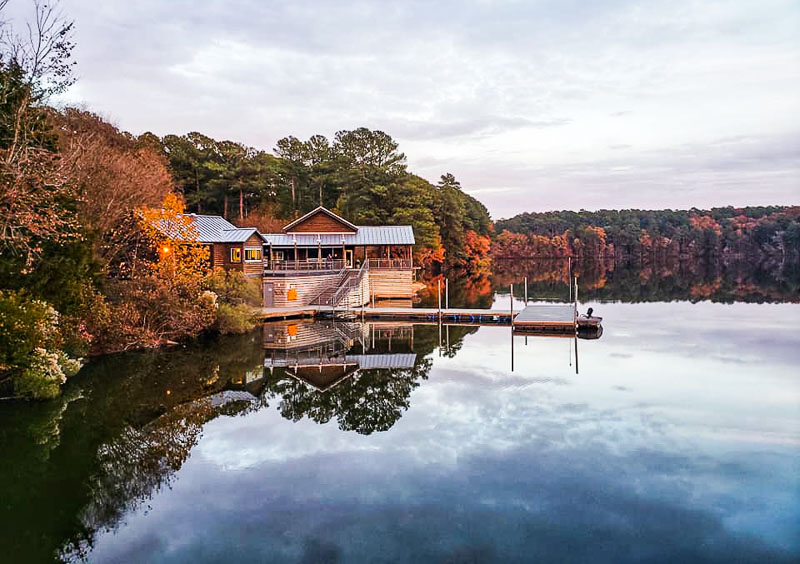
top-left (6, 0), bottom-right (799, 218)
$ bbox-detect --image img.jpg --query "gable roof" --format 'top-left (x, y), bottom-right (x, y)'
top-left (161, 214), bottom-right (262, 244)
top-left (282, 206), bottom-right (358, 233)
top-left (264, 225), bottom-right (414, 246)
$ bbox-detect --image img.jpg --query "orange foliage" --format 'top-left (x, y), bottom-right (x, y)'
top-left (233, 204), bottom-right (286, 233)
top-left (689, 215), bottom-right (722, 235)
top-left (137, 194), bottom-right (210, 286)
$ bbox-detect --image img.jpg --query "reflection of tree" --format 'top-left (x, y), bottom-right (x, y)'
top-left (492, 257), bottom-right (800, 303)
top-left (416, 271), bottom-right (493, 309)
top-left (264, 358), bottom-right (432, 435)
top-left (59, 392), bottom-right (257, 562)
top-left (3, 322), bottom-right (480, 561)
top-left (0, 329), bottom-right (266, 563)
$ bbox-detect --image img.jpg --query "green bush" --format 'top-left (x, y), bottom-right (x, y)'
top-left (205, 268), bottom-right (261, 306)
top-left (214, 302), bottom-right (256, 335)
top-left (0, 291), bottom-right (83, 400)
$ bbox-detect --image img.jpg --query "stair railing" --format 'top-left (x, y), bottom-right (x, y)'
top-left (331, 259), bottom-right (370, 312)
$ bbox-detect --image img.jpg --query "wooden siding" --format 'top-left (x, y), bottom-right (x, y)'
top-left (212, 233), bottom-right (264, 275)
top-left (285, 211), bottom-right (357, 233)
top-left (263, 267), bottom-right (414, 308)
top-left (369, 270), bottom-right (414, 299)
top-left (242, 233), bottom-right (265, 276)
top-left (265, 272), bottom-right (344, 308)
top-left (212, 244), bottom-right (226, 269)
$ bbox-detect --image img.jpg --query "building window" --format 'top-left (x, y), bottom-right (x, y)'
top-left (244, 247), bottom-right (262, 262)
top-left (230, 248), bottom-right (242, 263)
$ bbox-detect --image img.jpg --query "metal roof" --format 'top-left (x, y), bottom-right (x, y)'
top-left (264, 225), bottom-right (415, 247)
top-left (266, 353), bottom-right (417, 370)
top-left (158, 213), bottom-right (413, 246)
top-left (175, 214), bottom-right (260, 243)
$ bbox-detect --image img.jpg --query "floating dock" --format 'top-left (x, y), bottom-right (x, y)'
top-left (256, 303), bottom-right (578, 334)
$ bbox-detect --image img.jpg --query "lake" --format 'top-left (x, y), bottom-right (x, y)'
top-left (1, 260), bottom-right (798, 563)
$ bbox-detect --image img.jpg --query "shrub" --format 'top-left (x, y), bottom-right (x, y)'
top-left (0, 291), bottom-right (84, 400)
top-left (93, 275), bottom-right (217, 353)
top-left (205, 268), bottom-right (261, 306)
top-left (214, 303), bottom-right (256, 335)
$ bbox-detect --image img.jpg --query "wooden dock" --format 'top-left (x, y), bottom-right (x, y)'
top-left (256, 303), bottom-right (578, 333)
top-left (512, 304), bottom-right (575, 332)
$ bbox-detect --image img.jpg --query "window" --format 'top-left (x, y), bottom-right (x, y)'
top-left (230, 248), bottom-right (241, 263)
top-left (244, 247), bottom-right (262, 262)
top-left (274, 250), bottom-right (284, 261)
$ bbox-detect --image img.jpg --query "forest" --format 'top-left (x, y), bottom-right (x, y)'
top-left (493, 207), bottom-right (800, 268)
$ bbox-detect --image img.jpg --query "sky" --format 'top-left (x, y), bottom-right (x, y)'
top-left (5, 0), bottom-right (799, 219)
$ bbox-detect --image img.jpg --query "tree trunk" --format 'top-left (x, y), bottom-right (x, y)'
top-left (239, 189), bottom-right (244, 219)
top-left (224, 196), bottom-right (228, 219)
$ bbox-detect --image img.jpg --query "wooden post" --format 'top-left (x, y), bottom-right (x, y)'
top-left (568, 257), bottom-right (572, 302)
top-left (510, 283), bottom-right (514, 327)
top-left (524, 276), bottom-right (528, 305)
top-left (445, 278), bottom-right (449, 310)
top-left (437, 279), bottom-right (442, 320)
top-left (510, 283), bottom-right (515, 372)
top-left (574, 276), bottom-right (579, 331)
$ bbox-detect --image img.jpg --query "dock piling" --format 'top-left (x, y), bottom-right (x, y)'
top-left (438, 279), bottom-right (442, 320)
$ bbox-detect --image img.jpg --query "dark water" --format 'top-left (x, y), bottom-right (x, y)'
top-left (1, 261), bottom-right (798, 563)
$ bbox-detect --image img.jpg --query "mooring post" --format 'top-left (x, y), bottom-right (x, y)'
top-left (438, 279), bottom-right (442, 320)
top-left (574, 276), bottom-right (579, 331)
top-left (568, 257), bottom-right (573, 302)
top-left (510, 283), bottom-right (515, 372)
top-left (510, 283), bottom-right (514, 327)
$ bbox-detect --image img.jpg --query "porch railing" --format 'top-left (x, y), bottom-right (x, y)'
top-left (266, 259), bottom-right (346, 272)
top-left (366, 258), bottom-right (413, 270)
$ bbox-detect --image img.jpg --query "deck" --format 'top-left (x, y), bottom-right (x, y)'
top-left (256, 303), bottom-right (577, 333)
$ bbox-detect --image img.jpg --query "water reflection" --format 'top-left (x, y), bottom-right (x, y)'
top-left (260, 321), bottom-right (431, 435)
top-left (0, 268), bottom-right (797, 562)
top-left (420, 258), bottom-right (800, 309)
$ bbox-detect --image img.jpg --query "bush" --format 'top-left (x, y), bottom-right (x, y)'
top-left (0, 291), bottom-right (84, 400)
top-left (214, 302), bottom-right (256, 335)
top-left (205, 268), bottom-right (261, 306)
top-left (93, 275), bottom-right (217, 353)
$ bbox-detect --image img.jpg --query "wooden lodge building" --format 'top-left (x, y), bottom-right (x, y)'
top-left (177, 207), bottom-right (416, 308)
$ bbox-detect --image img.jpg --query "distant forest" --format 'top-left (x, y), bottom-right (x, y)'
top-left (493, 207), bottom-right (800, 267)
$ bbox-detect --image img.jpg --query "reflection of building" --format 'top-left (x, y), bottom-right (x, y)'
top-left (263, 321), bottom-right (417, 392)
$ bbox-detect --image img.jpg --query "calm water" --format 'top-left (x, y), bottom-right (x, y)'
top-left (1, 262), bottom-right (799, 562)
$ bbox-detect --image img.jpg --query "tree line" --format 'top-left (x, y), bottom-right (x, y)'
top-left (153, 129), bottom-right (492, 268)
top-left (493, 207), bottom-right (800, 269)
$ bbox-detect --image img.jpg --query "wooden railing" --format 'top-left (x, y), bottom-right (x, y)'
top-left (367, 258), bottom-right (412, 270)
top-left (266, 259), bottom-right (346, 272)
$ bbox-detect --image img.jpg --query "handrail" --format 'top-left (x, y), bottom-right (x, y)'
top-left (309, 266), bottom-right (349, 306)
top-left (330, 259), bottom-right (370, 308)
